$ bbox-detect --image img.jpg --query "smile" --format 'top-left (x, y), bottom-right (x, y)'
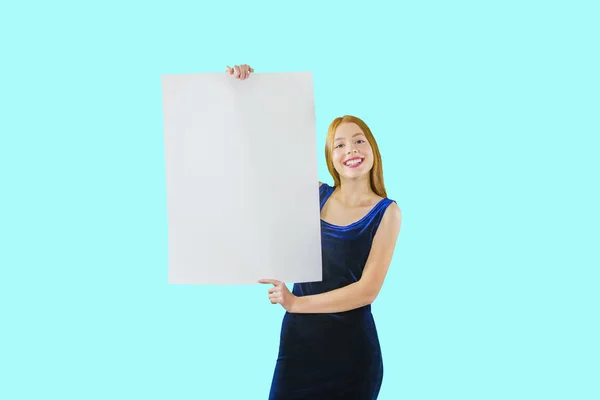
top-left (343, 157), bottom-right (364, 168)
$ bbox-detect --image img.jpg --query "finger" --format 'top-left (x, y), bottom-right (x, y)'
top-left (249, 66), bottom-right (254, 73)
top-left (226, 66), bottom-right (233, 74)
top-left (259, 279), bottom-right (279, 285)
top-left (234, 65), bottom-right (241, 79)
top-left (243, 64), bottom-right (249, 79)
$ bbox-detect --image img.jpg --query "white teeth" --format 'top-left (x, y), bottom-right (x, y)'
top-left (345, 159), bottom-right (362, 166)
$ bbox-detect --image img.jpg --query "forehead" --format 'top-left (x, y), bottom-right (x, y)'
top-left (334, 122), bottom-right (365, 139)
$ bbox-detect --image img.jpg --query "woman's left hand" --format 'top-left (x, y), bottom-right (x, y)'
top-left (258, 279), bottom-right (297, 312)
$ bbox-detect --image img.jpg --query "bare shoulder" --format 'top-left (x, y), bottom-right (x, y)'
top-left (370, 201), bottom-right (402, 251)
top-left (319, 181), bottom-right (323, 187)
top-left (382, 202), bottom-right (402, 227)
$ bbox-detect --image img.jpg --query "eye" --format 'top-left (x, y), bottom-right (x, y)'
top-left (356, 139), bottom-right (365, 144)
top-left (335, 143), bottom-right (345, 149)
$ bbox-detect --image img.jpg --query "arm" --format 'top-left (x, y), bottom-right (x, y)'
top-left (290, 202), bottom-right (402, 314)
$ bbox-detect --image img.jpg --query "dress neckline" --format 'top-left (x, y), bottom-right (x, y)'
top-left (320, 187), bottom-right (388, 229)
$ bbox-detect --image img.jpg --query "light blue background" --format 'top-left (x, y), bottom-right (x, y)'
top-left (1, 0), bottom-right (598, 399)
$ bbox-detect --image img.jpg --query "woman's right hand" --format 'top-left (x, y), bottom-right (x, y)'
top-left (226, 64), bottom-right (254, 80)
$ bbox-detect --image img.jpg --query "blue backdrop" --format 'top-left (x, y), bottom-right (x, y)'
top-left (1, 0), bottom-right (598, 399)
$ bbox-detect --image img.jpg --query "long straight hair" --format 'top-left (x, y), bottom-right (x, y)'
top-left (324, 115), bottom-right (387, 198)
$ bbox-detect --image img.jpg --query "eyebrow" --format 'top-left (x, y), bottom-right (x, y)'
top-left (334, 133), bottom-right (365, 141)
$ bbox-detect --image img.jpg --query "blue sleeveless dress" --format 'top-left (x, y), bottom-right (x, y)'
top-left (268, 183), bottom-right (396, 400)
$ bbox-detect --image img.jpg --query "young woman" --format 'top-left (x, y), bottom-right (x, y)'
top-left (227, 64), bottom-right (402, 399)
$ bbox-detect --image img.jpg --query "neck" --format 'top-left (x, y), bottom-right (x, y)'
top-left (336, 175), bottom-right (374, 206)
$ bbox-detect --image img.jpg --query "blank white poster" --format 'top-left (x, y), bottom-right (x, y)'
top-left (161, 72), bottom-right (323, 285)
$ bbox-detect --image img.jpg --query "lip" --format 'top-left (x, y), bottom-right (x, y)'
top-left (343, 157), bottom-right (365, 168)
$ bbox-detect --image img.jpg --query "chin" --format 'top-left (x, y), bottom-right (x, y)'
top-left (337, 167), bottom-right (371, 181)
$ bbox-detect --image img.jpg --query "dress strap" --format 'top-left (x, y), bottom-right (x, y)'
top-left (319, 183), bottom-right (335, 211)
top-left (365, 198), bottom-right (396, 237)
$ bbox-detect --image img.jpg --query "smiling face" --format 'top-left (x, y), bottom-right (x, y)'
top-left (324, 115), bottom-right (388, 197)
top-left (331, 122), bottom-right (374, 180)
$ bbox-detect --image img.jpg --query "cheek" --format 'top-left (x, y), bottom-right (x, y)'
top-left (363, 149), bottom-right (375, 168)
top-left (332, 149), bottom-right (345, 164)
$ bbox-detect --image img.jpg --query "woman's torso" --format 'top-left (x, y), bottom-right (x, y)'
top-left (292, 182), bottom-right (395, 303)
